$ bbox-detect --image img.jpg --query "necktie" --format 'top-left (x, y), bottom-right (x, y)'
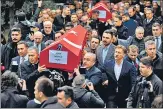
top-left (21, 57), bottom-right (25, 64)
top-left (134, 61), bottom-right (138, 69)
top-left (156, 37), bottom-right (159, 50)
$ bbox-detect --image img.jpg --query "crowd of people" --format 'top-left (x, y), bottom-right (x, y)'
top-left (1, 0), bottom-right (163, 108)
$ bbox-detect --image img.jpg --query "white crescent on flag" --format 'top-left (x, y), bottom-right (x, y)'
top-left (63, 38), bottom-right (82, 49)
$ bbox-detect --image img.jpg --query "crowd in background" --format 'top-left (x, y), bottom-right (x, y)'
top-left (1, 0), bottom-right (163, 108)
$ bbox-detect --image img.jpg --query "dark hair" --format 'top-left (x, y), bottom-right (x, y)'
top-left (122, 12), bottom-right (130, 17)
top-left (114, 15), bottom-right (122, 21)
top-left (57, 86), bottom-right (74, 100)
top-left (17, 41), bottom-right (29, 48)
top-left (103, 29), bottom-right (115, 38)
top-left (91, 36), bottom-right (100, 41)
top-left (151, 94), bottom-right (163, 108)
top-left (17, 11), bottom-right (26, 21)
top-left (128, 6), bottom-right (136, 12)
top-left (36, 77), bottom-right (54, 97)
top-left (140, 56), bottom-right (153, 67)
top-left (1, 70), bottom-right (18, 91)
top-left (71, 13), bottom-right (78, 17)
top-left (65, 22), bottom-right (74, 28)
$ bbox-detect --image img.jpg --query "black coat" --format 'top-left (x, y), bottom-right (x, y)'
top-left (85, 65), bottom-right (102, 96)
top-left (1, 42), bottom-right (19, 70)
top-left (1, 87), bottom-right (29, 108)
top-left (138, 51), bottom-right (163, 80)
top-left (130, 14), bottom-right (143, 26)
top-left (53, 15), bottom-right (71, 31)
top-left (104, 59), bottom-right (137, 104)
top-left (41, 96), bottom-right (63, 108)
top-left (127, 73), bottom-right (163, 108)
top-left (116, 24), bottom-right (128, 40)
top-left (73, 87), bottom-right (105, 108)
top-left (143, 16), bottom-right (162, 36)
top-left (20, 61), bottom-right (41, 99)
top-left (89, 19), bottom-right (106, 36)
top-left (130, 35), bottom-right (145, 53)
top-left (41, 30), bottom-right (55, 42)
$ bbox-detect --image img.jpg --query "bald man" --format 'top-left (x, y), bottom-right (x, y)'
top-left (33, 31), bottom-right (46, 54)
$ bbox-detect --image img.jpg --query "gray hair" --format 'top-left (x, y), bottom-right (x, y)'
top-left (43, 21), bottom-right (52, 27)
top-left (72, 75), bottom-right (85, 87)
top-left (28, 46), bottom-right (39, 54)
top-left (85, 52), bottom-right (96, 62)
top-left (135, 26), bottom-right (144, 34)
top-left (145, 40), bottom-right (155, 49)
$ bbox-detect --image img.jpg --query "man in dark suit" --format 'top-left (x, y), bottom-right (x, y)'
top-left (75, 52), bottom-right (102, 93)
top-left (143, 8), bottom-right (162, 36)
top-left (10, 41), bottom-right (29, 77)
top-left (33, 31), bottom-right (46, 54)
top-left (96, 29), bottom-right (115, 102)
top-left (104, 45), bottom-right (137, 108)
top-left (20, 46), bottom-right (47, 99)
top-left (125, 45), bottom-right (140, 72)
top-left (53, 7), bottom-right (71, 31)
top-left (152, 22), bottom-right (163, 53)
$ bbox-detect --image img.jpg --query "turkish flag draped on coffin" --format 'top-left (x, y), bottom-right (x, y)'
top-left (39, 25), bottom-right (87, 72)
top-left (89, 2), bottom-right (112, 22)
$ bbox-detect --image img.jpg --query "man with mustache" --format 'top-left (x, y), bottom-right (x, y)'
top-left (96, 29), bottom-right (115, 103)
top-left (1, 27), bottom-right (22, 70)
top-left (104, 45), bottom-right (137, 108)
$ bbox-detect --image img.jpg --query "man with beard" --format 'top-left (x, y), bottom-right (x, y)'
top-left (96, 29), bottom-right (115, 103)
top-left (1, 27), bottom-right (22, 70)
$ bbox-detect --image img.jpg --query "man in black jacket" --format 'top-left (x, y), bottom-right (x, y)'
top-left (1, 70), bottom-right (29, 108)
top-left (1, 27), bottom-right (21, 70)
top-left (113, 15), bottom-right (128, 40)
top-left (127, 56), bottom-right (163, 108)
top-left (143, 8), bottom-right (162, 36)
top-left (53, 6), bottom-right (71, 31)
top-left (42, 21), bottom-right (55, 42)
top-left (32, 77), bottom-right (63, 108)
top-left (128, 6), bottom-right (143, 26)
top-left (88, 10), bottom-right (106, 37)
top-left (57, 86), bottom-right (79, 108)
top-left (72, 75), bottom-right (105, 108)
